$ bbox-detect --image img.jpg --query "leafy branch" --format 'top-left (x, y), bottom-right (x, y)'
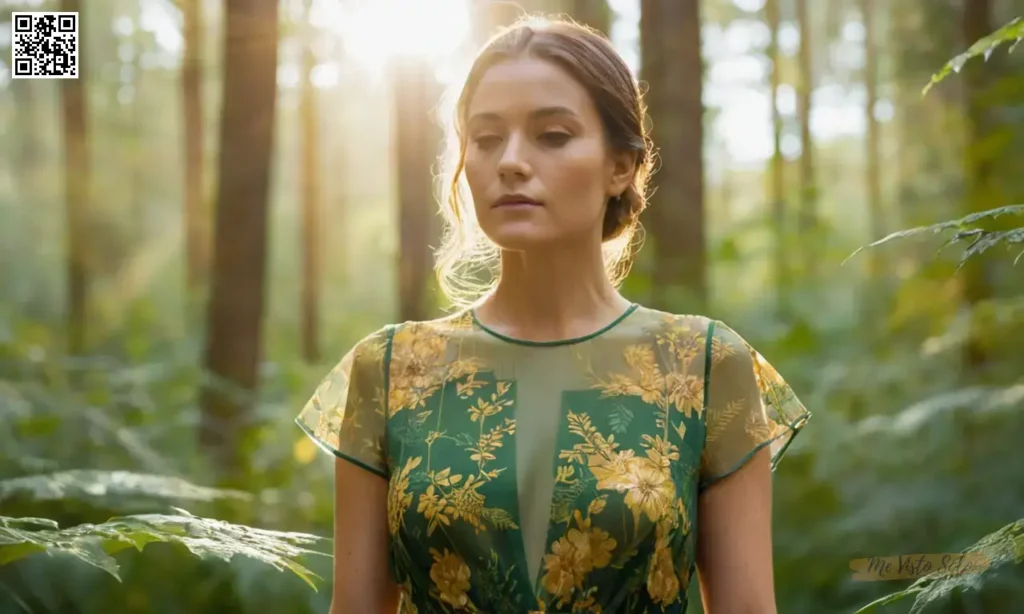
top-left (0, 510), bottom-right (329, 589)
top-left (843, 205), bottom-right (1024, 268)
top-left (852, 17), bottom-right (1024, 613)
top-left (923, 16), bottom-right (1023, 94)
top-left (0, 469), bottom-right (252, 507)
top-left (854, 519), bottom-right (1024, 614)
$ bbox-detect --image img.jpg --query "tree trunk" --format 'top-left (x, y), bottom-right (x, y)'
top-left (12, 79), bottom-right (44, 249)
top-left (182, 0), bottom-right (207, 298)
top-left (473, 0), bottom-right (549, 45)
top-left (795, 0), bottom-right (816, 274)
top-left (60, 0), bottom-right (89, 355)
top-left (131, 4), bottom-right (145, 244)
top-left (961, 0), bottom-right (995, 372)
top-left (888, 0), bottom-right (912, 234)
top-left (199, 0), bottom-right (279, 482)
top-left (766, 0), bottom-right (787, 313)
top-left (474, 0), bottom-right (519, 44)
top-left (569, 0), bottom-right (611, 36)
top-left (862, 0), bottom-right (883, 282)
top-left (393, 58), bottom-right (441, 322)
top-left (640, 0), bottom-right (706, 311)
top-left (300, 1), bottom-right (322, 363)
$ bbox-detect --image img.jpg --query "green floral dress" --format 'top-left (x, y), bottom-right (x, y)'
top-left (296, 304), bottom-right (810, 613)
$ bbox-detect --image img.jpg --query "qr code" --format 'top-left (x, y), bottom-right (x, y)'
top-left (11, 12), bottom-right (79, 79)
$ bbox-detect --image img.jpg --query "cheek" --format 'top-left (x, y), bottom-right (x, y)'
top-left (549, 149), bottom-right (608, 218)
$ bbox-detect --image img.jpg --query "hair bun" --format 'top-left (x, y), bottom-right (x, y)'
top-left (602, 185), bottom-right (644, 240)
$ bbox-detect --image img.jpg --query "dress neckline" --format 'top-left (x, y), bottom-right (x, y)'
top-left (469, 303), bottom-right (640, 347)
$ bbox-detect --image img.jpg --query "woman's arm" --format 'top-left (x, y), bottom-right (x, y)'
top-left (329, 457), bottom-right (399, 614)
top-left (696, 447), bottom-right (777, 614)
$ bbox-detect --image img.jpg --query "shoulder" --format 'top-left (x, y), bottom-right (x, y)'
top-left (390, 310), bottom-right (474, 336)
top-left (341, 311), bottom-right (473, 356)
top-left (631, 305), bottom-right (736, 344)
top-left (344, 324), bottom-right (393, 364)
top-left (320, 325), bottom-right (392, 384)
top-left (629, 305), bottom-right (714, 334)
top-left (629, 306), bottom-right (756, 363)
top-left (387, 310), bottom-right (474, 348)
top-left (351, 311), bottom-right (477, 371)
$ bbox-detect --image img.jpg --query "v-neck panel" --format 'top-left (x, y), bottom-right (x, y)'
top-left (507, 346), bottom-right (580, 605)
top-left (527, 380), bottom-right (575, 603)
top-left (482, 342), bottom-right (579, 608)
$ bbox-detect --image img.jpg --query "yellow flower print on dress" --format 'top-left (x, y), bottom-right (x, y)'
top-left (429, 548), bottom-right (476, 611)
top-left (645, 520), bottom-right (680, 606)
top-left (388, 322), bottom-right (482, 416)
top-left (540, 509), bottom-right (617, 607)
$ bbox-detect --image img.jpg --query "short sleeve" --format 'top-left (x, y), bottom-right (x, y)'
top-left (699, 320), bottom-right (811, 490)
top-left (295, 325), bottom-right (394, 479)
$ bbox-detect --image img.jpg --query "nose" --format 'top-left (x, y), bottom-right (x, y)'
top-left (496, 132), bottom-right (531, 181)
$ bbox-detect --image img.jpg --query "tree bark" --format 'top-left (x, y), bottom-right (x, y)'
top-left (766, 0), bottom-right (788, 313)
top-left (12, 79), bottom-right (44, 249)
top-left (182, 0), bottom-right (207, 297)
top-left (569, 0), bottom-right (611, 36)
top-left (300, 0), bottom-right (322, 363)
top-left (131, 2), bottom-right (145, 245)
top-left (473, 0), bottom-right (550, 45)
top-left (199, 0), bottom-right (279, 482)
top-left (60, 0), bottom-right (89, 355)
top-left (393, 58), bottom-right (441, 322)
top-left (862, 0), bottom-right (883, 281)
top-left (961, 0), bottom-right (995, 372)
top-left (796, 0), bottom-right (816, 274)
top-left (640, 0), bottom-right (706, 311)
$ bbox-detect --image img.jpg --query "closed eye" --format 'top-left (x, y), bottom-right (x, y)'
top-left (472, 134), bottom-right (502, 150)
top-left (538, 131), bottom-right (572, 147)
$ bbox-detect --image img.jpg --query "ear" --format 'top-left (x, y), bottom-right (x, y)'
top-left (606, 149), bottom-right (637, 198)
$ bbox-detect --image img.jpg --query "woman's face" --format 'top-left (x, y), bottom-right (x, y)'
top-left (462, 56), bottom-right (631, 252)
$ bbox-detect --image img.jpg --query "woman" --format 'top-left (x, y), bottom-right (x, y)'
top-left (297, 15), bottom-right (810, 614)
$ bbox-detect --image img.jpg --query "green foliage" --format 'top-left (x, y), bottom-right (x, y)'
top-left (855, 520), bottom-right (1024, 614)
top-left (843, 204), bottom-right (1024, 268)
top-left (843, 17), bottom-right (1024, 614)
top-left (0, 510), bottom-right (328, 589)
top-left (923, 17), bottom-right (1024, 94)
top-left (2, 1), bottom-right (1023, 613)
top-left (0, 470), bottom-right (251, 509)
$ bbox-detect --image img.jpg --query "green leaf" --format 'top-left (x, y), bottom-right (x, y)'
top-left (843, 204), bottom-right (1024, 265)
top-left (0, 512), bottom-right (330, 589)
top-left (0, 470), bottom-right (252, 509)
top-left (0, 516), bottom-right (59, 530)
top-left (940, 227), bottom-right (1024, 269)
top-left (923, 17), bottom-right (1024, 95)
top-left (857, 519), bottom-right (1024, 614)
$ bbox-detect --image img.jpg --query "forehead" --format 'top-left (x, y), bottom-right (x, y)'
top-left (466, 57), bottom-right (596, 122)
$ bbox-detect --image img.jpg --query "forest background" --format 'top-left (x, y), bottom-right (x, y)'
top-left (0, 0), bottom-right (1022, 612)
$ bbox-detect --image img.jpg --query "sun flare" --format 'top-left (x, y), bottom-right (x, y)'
top-left (312, 0), bottom-right (472, 77)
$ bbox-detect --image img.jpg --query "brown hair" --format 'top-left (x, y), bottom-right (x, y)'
top-left (435, 14), bottom-right (655, 309)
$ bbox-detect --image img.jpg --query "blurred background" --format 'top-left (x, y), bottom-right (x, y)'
top-left (1, 0), bottom-right (1023, 612)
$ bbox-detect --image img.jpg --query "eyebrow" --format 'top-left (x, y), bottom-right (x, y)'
top-left (467, 106), bottom-right (580, 125)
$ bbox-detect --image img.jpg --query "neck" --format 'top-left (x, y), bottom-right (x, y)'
top-left (477, 241), bottom-right (631, 340)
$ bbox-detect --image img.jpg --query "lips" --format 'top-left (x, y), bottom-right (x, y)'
top-left (493, 194), bottom-right (543, 208)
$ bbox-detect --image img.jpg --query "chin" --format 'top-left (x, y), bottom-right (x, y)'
top-left (481, 221), bottom-right (562, 252)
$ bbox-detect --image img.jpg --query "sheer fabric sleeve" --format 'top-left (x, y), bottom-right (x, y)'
top-left (295, 325), bottom-right (394, 479)
top-left (699, 320), bottom-right (810, 491)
